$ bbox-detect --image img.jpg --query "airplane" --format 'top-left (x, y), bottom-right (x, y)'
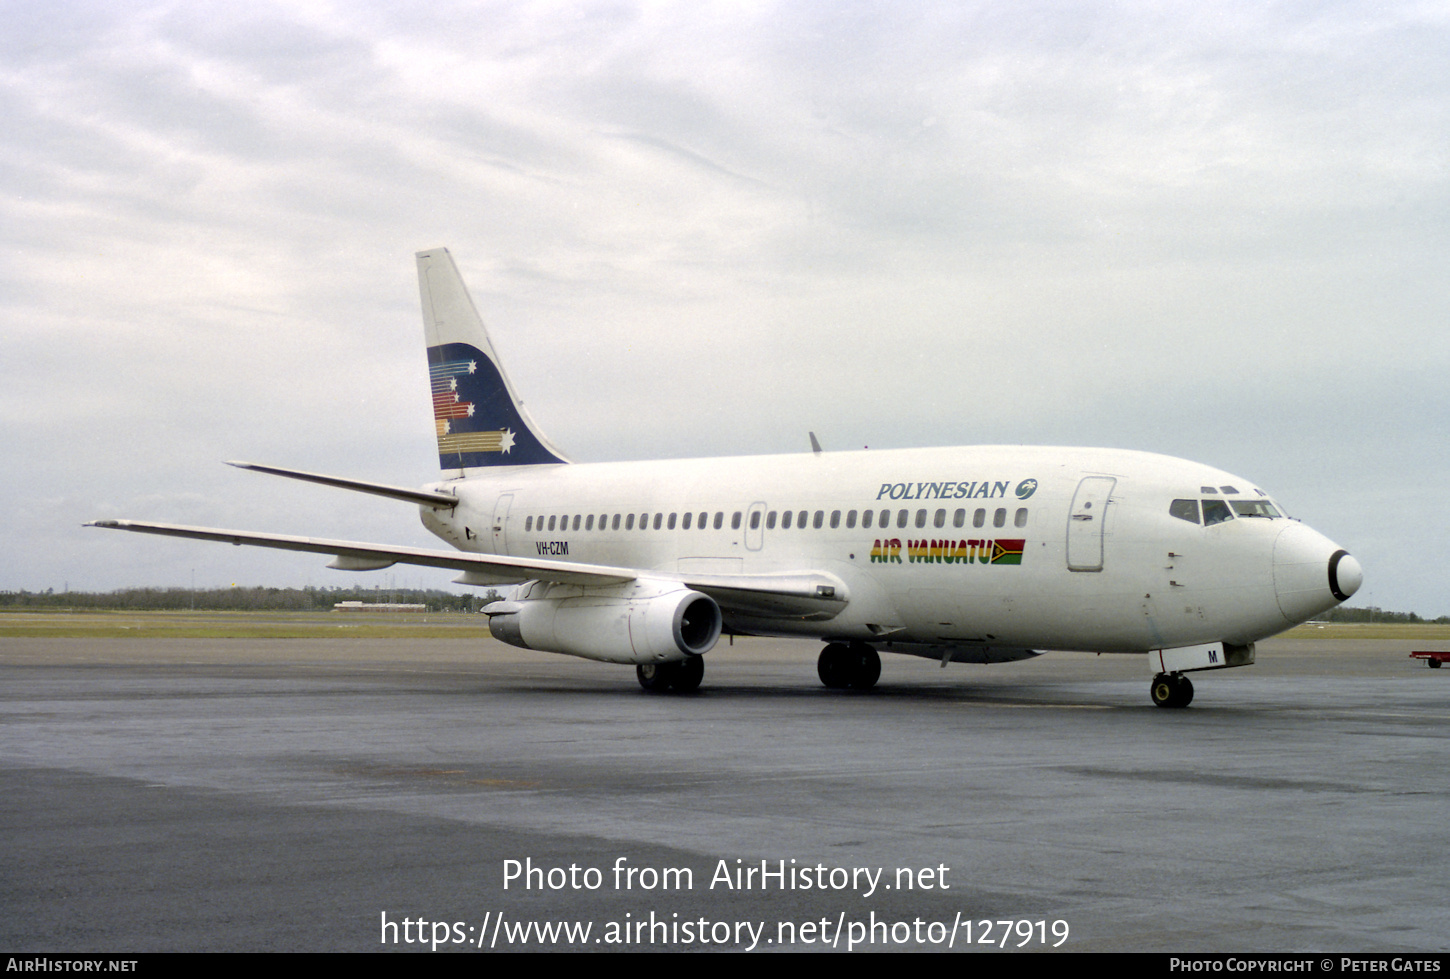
top-left (91, 248), bottom-right (1364, 707)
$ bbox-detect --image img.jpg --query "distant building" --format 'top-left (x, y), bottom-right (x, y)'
top-left (332, 601), bottom-right (427, 613)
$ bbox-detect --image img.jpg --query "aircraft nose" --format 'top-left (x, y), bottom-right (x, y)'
top-left (1273, 522), bottom-right (1362, 623)
top-left (1330, 550), bottom-right (1363, 601)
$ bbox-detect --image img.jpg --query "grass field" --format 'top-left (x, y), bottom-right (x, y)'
top-left (0, 608), bottom-right (494, 639)
top-left (1, 608), bottom-right (1446, 642)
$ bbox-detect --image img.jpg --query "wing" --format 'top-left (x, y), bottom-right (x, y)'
top-left (87, 520), bottom-right (848, 619)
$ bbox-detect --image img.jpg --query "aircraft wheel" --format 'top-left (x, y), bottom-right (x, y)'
top-left (818, 643), bottom-right (851, 688)
top-left (637, 662), bottom-right (677, 693)
top-left (847, 643), bottom-right (881, 690)
top-left (1429, 658), bottom-right (1442, 669)
top-left (673, 655), bottom-right (704, 693)
top-left (1150, 673), bottom-right (1192, 708)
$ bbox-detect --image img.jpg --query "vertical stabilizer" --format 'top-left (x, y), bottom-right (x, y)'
top-left (417, 248), bottom-right (569, 472)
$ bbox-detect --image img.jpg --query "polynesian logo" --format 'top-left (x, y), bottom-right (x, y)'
top-left (874, 478), bottom-right (1040, 501)
top-left (870, 538), bottom-right (1025, 566)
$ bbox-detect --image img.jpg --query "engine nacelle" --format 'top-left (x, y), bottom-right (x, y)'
top-left (485, 581), bottom-right (722, 665)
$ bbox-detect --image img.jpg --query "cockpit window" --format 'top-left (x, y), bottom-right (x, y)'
top-left (1219, 485), bottom-right (1239, 494)
top-left (1230, 500), bottom-right (1281, 518)
top-left (1200, 486), bottom-right (1218, 494)
top-left (1169, 499), bottom-right (1200, 523)
top-left (1202, 499), bottom-right (1234, 525)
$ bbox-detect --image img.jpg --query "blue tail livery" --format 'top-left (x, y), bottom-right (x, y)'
top-left (418, 248), bottom-right (568, 472)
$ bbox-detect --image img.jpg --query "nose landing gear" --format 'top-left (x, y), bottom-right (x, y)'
top-left (1150, 672), bottom-right (1194, 708)
top-left (818, 642), bottom-right (882, 690)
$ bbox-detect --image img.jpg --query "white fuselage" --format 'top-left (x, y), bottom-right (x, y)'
top-left (419, 444), bottom-right (1345, 655)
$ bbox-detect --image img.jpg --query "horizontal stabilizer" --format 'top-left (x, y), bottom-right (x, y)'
top-left (88, 520), bottom-right (633, 585)
top-left (227, 461), bottom-right (458, 509)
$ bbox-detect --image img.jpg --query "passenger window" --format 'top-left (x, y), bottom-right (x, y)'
top-left (798, 510), bottom-right (808, 528)
top-left (548, 515), bottom-right (557, 531)
top-left (1015, 508), bottom-right (1028, 528)
top-left (525, 516), bottom-right (533, 532)
top-left (653, 513), bottom-right (662, 530)
top-left (973, 508), bottom-right (986, 528)
top-left (897, 510), bottom-right (908, 529)
top-left (880, 510), bottom-right (891, 528)
top-left (846, 510), bottom-right (856, 529)
top-left (830, 510), bottom-right (841, 529)
top-left (585, 514), bottom-right (594, 531)
top-left (782, 510), bottom-right (793, 529)
top-left (611, 514), bottom-right (620, 530)
top-left (953, 508), bottom-right (965, 528)
top-left (714, 512), bottom-right (724, 530)
top-left (1202, 499), bottom-right (1233, 526)
top-left (683, 512), bottom-right (693, 530)
top-left (767, 511), bottom-right (777, 529)
top-left (749, 511), bottom-right (760, 530)
top-left (915, 509), bottom-right (927, 528)
top-left (933, 509), bottom-right (946, 528)
top-left (732, 512), bottom-right (742, 530)
top-left (1169, 499), bottom-right (1200, 524)
top-left (625, 514), bottom-right (635, 530)
top-left (667, 513), bottom-right (677, 530)
top-left (993, 508), bottom-right (1006, 528)
top-left (862, 510), bottom-right (873, 529)
top-left (698, 512), bottom-right (707, 529)
top-left (813, 510), bottom-right (824, 529)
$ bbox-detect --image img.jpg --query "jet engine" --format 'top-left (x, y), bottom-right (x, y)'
top-left (484, 580), bottom-right (722, 665)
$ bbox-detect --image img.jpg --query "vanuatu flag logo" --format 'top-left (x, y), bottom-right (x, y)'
top-left (989, 539), bottom-right (1025, 565)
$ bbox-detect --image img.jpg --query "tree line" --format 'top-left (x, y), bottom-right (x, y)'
top-left (0, 586), bottom-right (501, 613)
top-left (1318, 605), bottom-right (1449, 625)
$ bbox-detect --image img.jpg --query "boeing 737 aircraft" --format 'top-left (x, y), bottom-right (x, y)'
top-left (92, 248), bottom-right (1363, 707)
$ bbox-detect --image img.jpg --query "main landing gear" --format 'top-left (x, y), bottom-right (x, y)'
top-left (1150, 672), bottom-right (1194, 709)
top-left (636, 656), bottom-right (704, 694)
top-left (818, 642), bottom-right (881, 690)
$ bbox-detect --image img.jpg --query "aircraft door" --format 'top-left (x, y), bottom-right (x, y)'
top-left (1067, 477), bottom-right (1116, 572)
top-left (491, 493), bottom-right (513, 555)
top-left (745, 501), bottom-right (766, 551)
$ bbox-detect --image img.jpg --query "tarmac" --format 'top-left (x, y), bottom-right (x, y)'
top-left (3, 632), bottom-right (1447, 952)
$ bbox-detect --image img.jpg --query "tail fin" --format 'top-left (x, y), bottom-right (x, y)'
top-left (417, 248), bottom-right (569, 473)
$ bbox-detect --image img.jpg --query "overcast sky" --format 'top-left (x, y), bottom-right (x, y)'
top-left (3, 1), bottom-right (1446, 615)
